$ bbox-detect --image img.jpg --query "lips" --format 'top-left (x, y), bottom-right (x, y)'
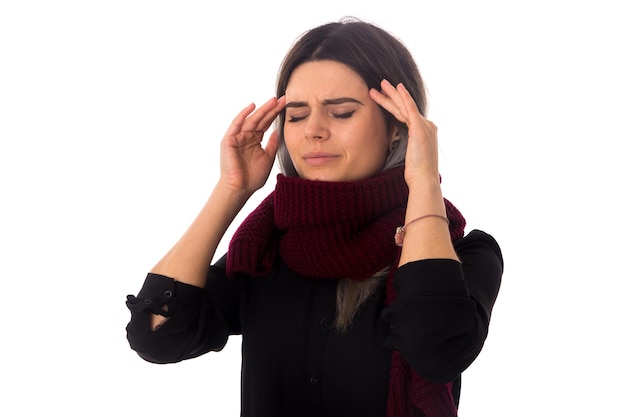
top-left (302, 152), bottom-right (340, 166)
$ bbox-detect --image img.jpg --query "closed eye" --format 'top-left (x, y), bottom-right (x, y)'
top-left (286, 109), bottom-right (356, 122)
top-left (332, 110), bottom-right (355, 119)
top-left (288, 115), bottom-right (307, 123)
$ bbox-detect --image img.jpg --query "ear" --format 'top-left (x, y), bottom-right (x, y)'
top-left (388, 126), bottom-right (401, 151)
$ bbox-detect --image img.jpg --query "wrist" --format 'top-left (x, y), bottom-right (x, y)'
top-left (406, 177), bottom-right (444, 199)
top-left (405, 179), bottom-right (446, 218)
top-left (405, 173), bottom-right (441, 192)
top-left (215, 179), bottom-right (254, 204)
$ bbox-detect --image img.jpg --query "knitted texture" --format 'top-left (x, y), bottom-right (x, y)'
top-left (226, 166), bottom-right (466, 416)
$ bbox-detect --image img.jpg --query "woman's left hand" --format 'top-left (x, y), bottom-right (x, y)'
top-left (369, 80), bottom-right (440, 187)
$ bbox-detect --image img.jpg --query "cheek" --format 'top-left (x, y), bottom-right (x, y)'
top-left (363, 139), bottom-right (390, 166)
top-left (282, 128), bottom-right (301, 165)
top-left (282, 125), bottom-right (295, 145)
top-left (363, 134), bottom-right (392, 169)
top-left (361, 115), bottom-right (391, 154)
top-left (283, 130), bottom-right (294, 153)
top-left (283, 122), bottom-right (302, 141)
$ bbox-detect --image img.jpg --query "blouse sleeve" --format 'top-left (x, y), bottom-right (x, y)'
top-left (381, 229), bottom-right (503, 383)
top-left (125, 254), bottom-right (240, 364)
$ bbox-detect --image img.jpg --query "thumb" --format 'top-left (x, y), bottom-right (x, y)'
top-left (264, 130), bottom-right (280, 160)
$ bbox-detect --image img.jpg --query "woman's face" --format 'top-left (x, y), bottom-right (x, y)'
top-left (283, 60), bottom-right (395, 182)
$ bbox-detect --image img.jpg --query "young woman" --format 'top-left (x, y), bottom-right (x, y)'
top-left (126, 17), bottom-right (503, 417)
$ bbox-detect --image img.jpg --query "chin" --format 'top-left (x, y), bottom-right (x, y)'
top-left (298, 167), bottom-right (368, 182)
top-left (304, 171), bottom-right (345, 182)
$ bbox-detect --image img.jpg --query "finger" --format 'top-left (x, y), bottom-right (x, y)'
top-left (256, 96), bottom-right (286, 132)
top-left (233, 130), bottom-right (264, 146)
top-left (370, 83), bottom-right (407, 123)
top-left (241, 96), bottom-right (285, 132)
top-left (396, 83), bottom-right (423, 119)
top-left (386, 82), bottom-right (427, 131)
top-left (225, 103), bottom-right (257, 136)
top-left (369, 87), bottom-right (392, 108)
top-left (264, 129), bottom-right (280, 160)
top-left (381, 80), bottom-right (413, 120)
top-left (241, 97), bottom-right (276, 130)
top-left (370, 79), bottom-right (400, 106)
top-left (398, 85), bottom-right (436, 138)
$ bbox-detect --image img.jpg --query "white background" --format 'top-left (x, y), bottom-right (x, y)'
top-left (1, 1), bottom-right (624, 416)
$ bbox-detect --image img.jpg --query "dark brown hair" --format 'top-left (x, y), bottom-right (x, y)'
top-left (275, 17), bottom-right (427, 176)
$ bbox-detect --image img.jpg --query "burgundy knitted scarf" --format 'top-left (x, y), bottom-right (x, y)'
top-left (226, 166), bottom-right (466, 417)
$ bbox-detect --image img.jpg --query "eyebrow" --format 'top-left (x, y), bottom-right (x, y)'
top-left (285, 97), bottom-right (364, 108)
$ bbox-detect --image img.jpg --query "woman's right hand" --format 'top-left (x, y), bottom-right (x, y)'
top-left (219, 96), bottom-right (286, 195)
top-left (147, 96), bottom-right (286, 307)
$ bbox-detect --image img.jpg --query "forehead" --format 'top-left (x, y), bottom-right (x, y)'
top-left (285, 60), bottom-right (368, 98)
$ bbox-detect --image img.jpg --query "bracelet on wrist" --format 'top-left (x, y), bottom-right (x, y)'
top-left (394, 214), bottom-right (449, 246)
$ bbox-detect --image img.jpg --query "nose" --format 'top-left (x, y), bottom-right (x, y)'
top-left (304, 111), bottom-right (329, 140)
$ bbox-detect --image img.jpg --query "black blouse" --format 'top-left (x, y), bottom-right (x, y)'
top-left (126, 229), bottom-right (503, 417)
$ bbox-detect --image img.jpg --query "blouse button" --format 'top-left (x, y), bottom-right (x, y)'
top-left (164, 290), bottom-right (173, 298)
top-left (309, 377), bottom-right (318, 385)
top-left (319, 317), bottom-right (329, 326)
top-left (143, 299), bottom-right (152, 305)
